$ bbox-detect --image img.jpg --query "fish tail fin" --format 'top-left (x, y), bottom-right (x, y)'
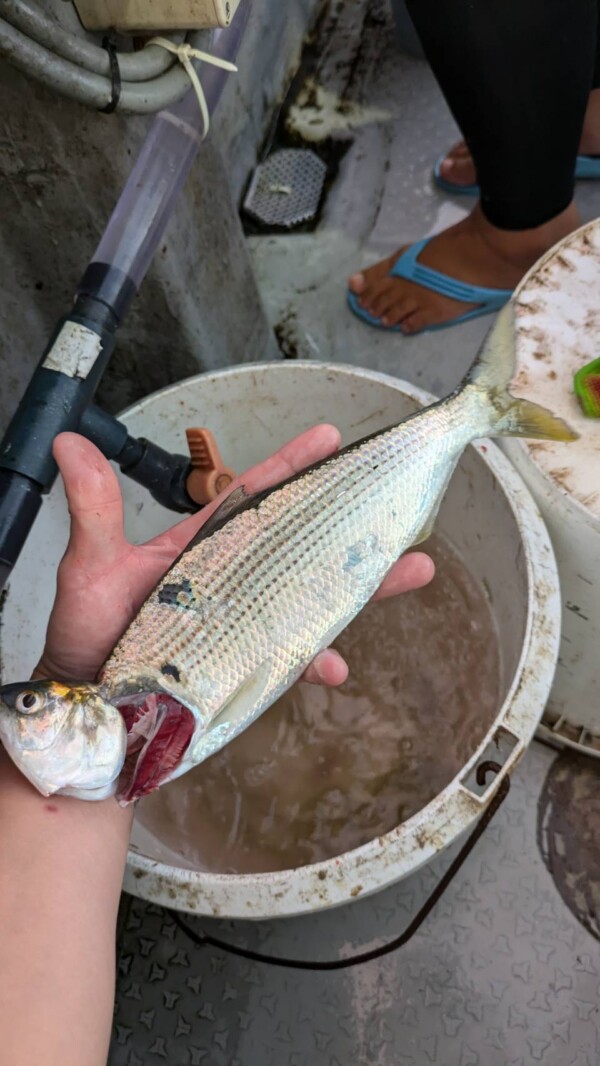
top-left (463, 303), bottom-right (578, 442)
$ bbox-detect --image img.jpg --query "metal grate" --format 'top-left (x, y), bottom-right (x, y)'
top-left (243, 148), bottom-right (327, 229)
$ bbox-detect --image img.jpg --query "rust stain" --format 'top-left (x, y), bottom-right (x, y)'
top-left (549, 466), bottom-right (574, 493)
top-left (517, 325), bottom-right (547, 344)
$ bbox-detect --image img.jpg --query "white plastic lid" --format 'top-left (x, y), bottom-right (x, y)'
top-left (513, 219), bottom-right (600, 521)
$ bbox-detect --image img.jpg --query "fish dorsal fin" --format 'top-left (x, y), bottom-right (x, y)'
top-left (185, 484), bottom-right (256, 550)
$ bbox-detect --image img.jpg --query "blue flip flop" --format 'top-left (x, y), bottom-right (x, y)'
top-left (433, 152), bottom-right (600, 197)
top-left (346, 238), bottom-right (512, 334)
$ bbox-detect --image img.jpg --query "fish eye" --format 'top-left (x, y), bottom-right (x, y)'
top-left (15, 690), bottom-right (44, 714)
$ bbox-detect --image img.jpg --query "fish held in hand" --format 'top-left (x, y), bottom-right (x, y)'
top-left (0, 306), bottom-right (576, 803)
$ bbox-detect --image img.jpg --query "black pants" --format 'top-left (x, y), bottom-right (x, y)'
top-left (405, 0), bottom-right (600, 229)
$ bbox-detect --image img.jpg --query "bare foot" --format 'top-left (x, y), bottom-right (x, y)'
top-left (439, 88), bottom-right (600, 192)
top-left (348, 202), bottom-right (580, 333)
top-left (580, 87), bottom-right (600, 155)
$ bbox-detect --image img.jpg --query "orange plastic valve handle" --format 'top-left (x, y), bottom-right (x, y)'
top-left (185, 427), bottom-right (235, 505)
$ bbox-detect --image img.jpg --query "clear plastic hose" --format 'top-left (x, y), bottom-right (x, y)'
top-left (86, 2), bottom-right (250, 291)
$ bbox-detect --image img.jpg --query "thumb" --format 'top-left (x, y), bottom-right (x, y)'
top-left (53, 432), bottom-right (127, 570)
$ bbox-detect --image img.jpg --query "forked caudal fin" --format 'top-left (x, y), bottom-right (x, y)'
top-left (463, 303), bottom-right (578, 442)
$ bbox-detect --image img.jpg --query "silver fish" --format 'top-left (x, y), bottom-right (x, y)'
top-left (0, 307), bottom-right (576, 803)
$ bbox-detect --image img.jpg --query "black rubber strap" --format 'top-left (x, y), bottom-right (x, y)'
top-left (100, 36), bottom-right (121, 113)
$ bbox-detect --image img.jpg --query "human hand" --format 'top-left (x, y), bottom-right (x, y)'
top-left (36, 427), bottom-right (434, 686)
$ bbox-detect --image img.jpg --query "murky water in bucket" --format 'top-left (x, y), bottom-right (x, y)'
top-left (137, 534), bottom-right (501, 874)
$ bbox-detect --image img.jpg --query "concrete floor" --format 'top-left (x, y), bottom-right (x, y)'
top-left (110, 2), bottom-right (600, 1063)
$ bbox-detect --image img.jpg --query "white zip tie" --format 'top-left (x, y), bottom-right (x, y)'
top-left (146, 37), bottom-right (237, 138)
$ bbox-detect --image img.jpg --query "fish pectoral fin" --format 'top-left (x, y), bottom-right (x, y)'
top-left (205, 662), bottom-right (272, 743)
top-left (410, 466), bottom-right (456, 547)
top-left (411, 514), bottom-right (437, 546)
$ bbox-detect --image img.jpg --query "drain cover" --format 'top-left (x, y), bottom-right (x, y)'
top-left (243, 148), bottom-right (327, 229)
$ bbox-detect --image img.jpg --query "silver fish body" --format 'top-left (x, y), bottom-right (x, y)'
top-left (102, 386), bottom-right (475, 779)
top-left (0, 306), bottom-right (577, 801)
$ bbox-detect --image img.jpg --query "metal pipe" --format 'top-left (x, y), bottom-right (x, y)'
top-left (0, 0), bottom-right (180, 81)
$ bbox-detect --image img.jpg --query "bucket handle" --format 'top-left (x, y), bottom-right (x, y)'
top-left (458, 724), bottom-right (525, 806)
top-left (165, 761), bottom-right (511, 971)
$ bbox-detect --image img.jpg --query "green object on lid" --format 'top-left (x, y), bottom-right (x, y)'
top-left (574, 358), bottom-right (600, 418)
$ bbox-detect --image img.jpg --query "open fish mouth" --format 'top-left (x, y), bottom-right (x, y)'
top-left (115, 692), bottom-right (196, 804)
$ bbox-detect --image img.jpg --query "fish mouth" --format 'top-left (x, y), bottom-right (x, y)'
top-left (115, 692), bottom-right (196, 804)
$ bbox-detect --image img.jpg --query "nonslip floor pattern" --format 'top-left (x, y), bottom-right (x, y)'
top-left (113, 744), bottom-right (600, 1066)
top-left (110, 3), bottom-right (600, 1063)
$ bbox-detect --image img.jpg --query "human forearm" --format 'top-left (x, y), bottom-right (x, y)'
top-left (0, 747), bottom-right (133, 1066)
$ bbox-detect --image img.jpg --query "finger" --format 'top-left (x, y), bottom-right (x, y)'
top-left (371, 552), bottom-right (435, 601)
top-left (302, 649), bottom-right (349, 687)
top-left (155, 424), bottom-right (341, 555)
top-left (244, 423), bottom-right (341, 492)
top-left (53, 433), bottom-right (127, 569)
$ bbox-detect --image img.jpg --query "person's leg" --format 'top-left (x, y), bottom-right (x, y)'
top-left (579, 19), bottom-right (600, 156)
top-left (439, 0), bottom-right (600, 191)
top-left (349, 0), bottom-right (596, 333)
top-left (440, 86), bottom-right (600, 191)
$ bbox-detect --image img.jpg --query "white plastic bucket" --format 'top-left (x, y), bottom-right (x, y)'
top-left (0, 363), bottom-right (560, 919)
top-left (502, 220), bottom-right (600, 756)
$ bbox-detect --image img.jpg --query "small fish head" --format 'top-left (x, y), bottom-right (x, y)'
top-left (0, 680), bottom-right (127, 799)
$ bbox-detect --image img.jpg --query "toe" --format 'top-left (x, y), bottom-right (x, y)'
top-left (356, 256), bottom-right (399, 308)
top-left (444, 140), bottom-right (469, 161)
top-left (400, 311), bottom-right (439, 334)
top-left (439, 155), bottom-right (477, 188)
top-left (368, 280), bottom-right (400, 319)
top-left (381, 298), bottom-right (418, 328)
top-left (348, 272), bottom-right (365, 294)
top-left (400, 310), bottom-right (428, 335)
